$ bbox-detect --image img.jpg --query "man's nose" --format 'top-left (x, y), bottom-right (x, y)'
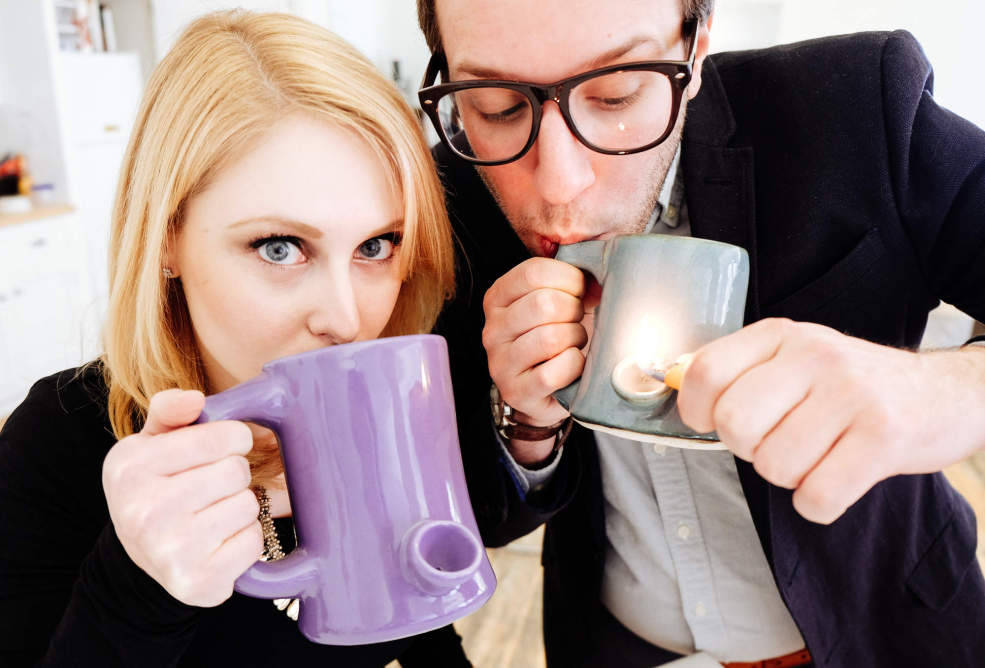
top-left (306, 266), bottom-right (360, 344)
top-left (531, 101), bottom-right (595, 206)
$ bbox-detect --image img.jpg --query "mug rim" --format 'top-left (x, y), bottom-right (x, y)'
top-left (609, 233), bottom-right (749, 254)
top-left (261, 333), bottom-right (444, 371)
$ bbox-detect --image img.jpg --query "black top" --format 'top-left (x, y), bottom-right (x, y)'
top-left (0, 365), bottom-right (468, 667)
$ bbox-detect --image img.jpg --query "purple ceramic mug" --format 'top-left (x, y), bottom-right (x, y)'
top-left (195, 334), bottom-right (496, 645)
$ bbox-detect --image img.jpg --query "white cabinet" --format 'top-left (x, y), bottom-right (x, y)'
top-left (0, 211), bottom-right (92, 416)
top-left (58, 51), bottom-right (142, 315)
top-left (59, 52), bottom-right (141, 146)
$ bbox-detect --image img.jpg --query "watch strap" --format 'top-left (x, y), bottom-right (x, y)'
top-left (502, 415), bottom-right (571, 442)
top-left (519, 417), bottom-right (574, 470)
top-left (491, 382), bottom-right (572, 442)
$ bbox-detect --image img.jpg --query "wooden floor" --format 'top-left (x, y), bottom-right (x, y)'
top-left (391, 306), bottom-right (985, 667)
top-left (454, 528), bottom-right (548, 668)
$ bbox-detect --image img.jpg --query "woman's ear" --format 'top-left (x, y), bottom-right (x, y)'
top-left (162, 235), bottom-right (180, 279)
top-left (687, 13), bottom-right (713, 101)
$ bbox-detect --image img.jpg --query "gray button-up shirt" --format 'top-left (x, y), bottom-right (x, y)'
top-left (503, 149), bottom-right (806, 662)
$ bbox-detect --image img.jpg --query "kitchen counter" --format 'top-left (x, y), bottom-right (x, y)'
top-left (0, 204), bottom-right (76, 229)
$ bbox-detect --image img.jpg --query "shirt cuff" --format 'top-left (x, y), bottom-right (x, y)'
top-left (494, 423), bottom-right (564, 498)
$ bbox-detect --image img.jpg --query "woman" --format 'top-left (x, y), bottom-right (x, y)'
top-left (0, 10), bottom-right (469, 666)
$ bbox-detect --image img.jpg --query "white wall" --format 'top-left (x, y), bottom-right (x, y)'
top-left (149, 0), bottom-right (428, 108)
top-left (152, 0), bottom-right (289, 59)
top-left (712, 0), bottom-right (985, 130)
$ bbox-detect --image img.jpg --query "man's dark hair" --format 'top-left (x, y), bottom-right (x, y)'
top-left (417, 0), bottom-right (715, 54)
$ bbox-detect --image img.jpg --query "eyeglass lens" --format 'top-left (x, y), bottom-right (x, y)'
top-left (436, 70), bottom-right (674, 162)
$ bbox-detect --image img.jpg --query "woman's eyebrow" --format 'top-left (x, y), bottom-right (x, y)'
top-left (363, 219), bottom-right (405, 239)
top-left (228, 216), bottom-right (324, 238)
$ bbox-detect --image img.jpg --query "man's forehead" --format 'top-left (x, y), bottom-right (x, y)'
top-left (436, 0), bottom-right (683, 81)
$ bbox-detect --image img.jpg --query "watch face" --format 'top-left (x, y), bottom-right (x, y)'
top-left (490, 383), bottom-right (507, 426)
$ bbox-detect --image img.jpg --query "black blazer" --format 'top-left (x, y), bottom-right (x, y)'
top-left (433, 31), bottom-right (985, 667)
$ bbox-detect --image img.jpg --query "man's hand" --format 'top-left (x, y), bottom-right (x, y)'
top-left (482, 257), bottom-right (590, 465)
top-left (676, 318), bottom-right (985, 524)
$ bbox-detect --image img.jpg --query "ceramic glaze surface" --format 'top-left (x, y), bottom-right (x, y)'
top-left (554, 235), bottom-right (749, 447)
top-left (196, 335), bottom-right (495, 644)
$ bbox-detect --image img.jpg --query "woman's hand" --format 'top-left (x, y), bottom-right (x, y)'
top-left (102, 389), bottom-right (263, 607)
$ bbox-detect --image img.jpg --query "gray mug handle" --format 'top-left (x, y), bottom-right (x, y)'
top-left (553, 240), bottom-right (608, 409)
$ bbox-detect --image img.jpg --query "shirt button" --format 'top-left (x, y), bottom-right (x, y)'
top-left (676, 524), bottom-right (691, 540)
top-left (652, 443), bottom-right (667, 456)
top-left (695, 602), bottom-right (707, 617)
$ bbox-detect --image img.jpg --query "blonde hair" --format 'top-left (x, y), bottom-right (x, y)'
top-left (102, 10), bottom-right (454, 481)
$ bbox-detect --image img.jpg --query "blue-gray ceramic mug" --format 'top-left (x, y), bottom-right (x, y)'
top-left (554, 234), bottom-right (749, 448)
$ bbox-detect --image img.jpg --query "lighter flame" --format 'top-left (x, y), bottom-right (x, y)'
top-left (623, 314), bottom-right (674, 372)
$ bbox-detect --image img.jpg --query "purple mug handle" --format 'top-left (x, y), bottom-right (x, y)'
top-left (195, 372), bottom-right (318, 599)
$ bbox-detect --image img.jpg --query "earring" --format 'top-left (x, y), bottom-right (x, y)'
top-left (162, 267), bottom-right (174, 278)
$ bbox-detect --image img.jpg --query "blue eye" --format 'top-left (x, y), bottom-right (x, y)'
top-left (251, 236), bottom-right (305, 265)
top-left (357, 233), bottom-right (401, 261)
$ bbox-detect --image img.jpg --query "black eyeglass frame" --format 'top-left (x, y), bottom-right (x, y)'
top-left (418, 19), bottom-right (700, 166)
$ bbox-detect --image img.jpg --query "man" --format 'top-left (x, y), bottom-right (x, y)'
top-left (419, 1), bottom-right (985, 666)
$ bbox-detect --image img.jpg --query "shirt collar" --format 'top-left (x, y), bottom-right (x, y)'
top-left (644, 144), bottom-right (683, 233)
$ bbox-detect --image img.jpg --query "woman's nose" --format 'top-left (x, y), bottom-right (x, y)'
top-left (306, 267), bottom-right (360, 344)
top-left (531, 102), bottom-right (596, 206)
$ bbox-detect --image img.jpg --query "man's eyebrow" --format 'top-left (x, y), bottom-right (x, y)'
top-left (455, 36), bottom-right (664, 81)
top-left (228, 216), bottom-right (324, 238)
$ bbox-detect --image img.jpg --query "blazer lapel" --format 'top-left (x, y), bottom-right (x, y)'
top-left (681, 58), bottom-right (781, 569)
top-left (682, 59), bottom-right (760, 324)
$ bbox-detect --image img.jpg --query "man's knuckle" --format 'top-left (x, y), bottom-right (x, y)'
top-left (685, 353), bottom-right (713, 388)
top-left (520, 261), bottom-right (541, 288)
top-left (754, 453), bottom-right (795, 488)
top-left (723, 434), bottom-right (752, 461)
top-left (537, 326), bottom-right (563, 355)
top-left (798, 480), bottom-right (837, 515)
top-left (712, 399), bottom-right (740, 435)
top-left (765, 317), bottom-right (794, 334)
top-left (480, 324), bottom-right (496, 350)
top-left (533, 289), bottom-right (555, 319)
top-left (807, 342), bottom-right (843, 372)
top-left (482, 286), bottom-right (497, 312)
top-left (676, 397), bottom-right (696, 426)
top-left (531, 365), bottom-right (556, 396)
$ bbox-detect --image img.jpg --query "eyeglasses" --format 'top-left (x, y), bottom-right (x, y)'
top-left (418, 19), bottom-right (699, 166)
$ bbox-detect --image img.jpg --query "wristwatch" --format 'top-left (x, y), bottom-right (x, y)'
top-left (490, 383), bottom-right (572, 443)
